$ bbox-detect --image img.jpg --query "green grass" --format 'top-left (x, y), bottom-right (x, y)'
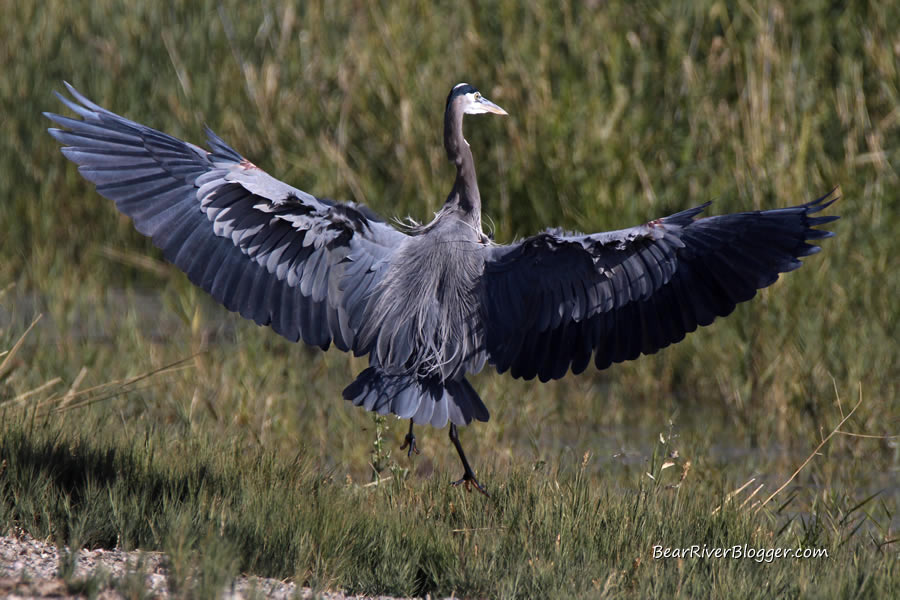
top-left (1, 416), bottom-right (894, 599)
top-left (1, 0), bottom-right (898, 598)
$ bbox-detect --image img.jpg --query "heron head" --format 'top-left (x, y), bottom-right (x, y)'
top-left (446, 83), bottom-right (507, 116)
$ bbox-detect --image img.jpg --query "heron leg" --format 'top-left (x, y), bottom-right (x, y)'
top-left (400, 420), bottom-right (419, 458)
top-left (449, 423), bottom-right (489, 496)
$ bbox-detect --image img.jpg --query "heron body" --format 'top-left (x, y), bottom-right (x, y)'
top-left (361, 220), bottom-right (487, 382)
top-left (350, 85), bottom-right (497, 430)
top-left (46, 81), bottom-right (838, 494)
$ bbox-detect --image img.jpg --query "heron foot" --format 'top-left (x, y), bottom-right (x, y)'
top-left (400, 432), bottom-right (419, 458)
top-left (451, 467), bottom-right (489, 496)
top-left (400, 420), bottom-right (420, 459)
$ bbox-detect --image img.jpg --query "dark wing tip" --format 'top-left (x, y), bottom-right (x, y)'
top-left (61, 81), bottom-right (105, 113)
top-left (204, 125), bottom-right (243, 163)
top-left (804, 189), bottom-right (840, 245)
top-left (805, 187), bottom-right (841, 213)
top-left (46, 127), bottom-right (68, 143)
top-left (808, 215), bottom-right (839, 227)
top-left (662, 201), bottom-right (712, 226)
top-left (49, 89), bottom-right (99, 122)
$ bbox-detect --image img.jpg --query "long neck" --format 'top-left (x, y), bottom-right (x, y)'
top-left (443, 108), bottom-right (482, 230)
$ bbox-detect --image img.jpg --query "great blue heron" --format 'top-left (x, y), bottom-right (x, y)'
top-left (46, 82), bottom-right (837, 494)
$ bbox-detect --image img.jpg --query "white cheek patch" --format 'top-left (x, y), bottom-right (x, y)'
top-left (465, 108), bottom-right (488, 116)
top-left (462, 94), bottom-right (485, 115)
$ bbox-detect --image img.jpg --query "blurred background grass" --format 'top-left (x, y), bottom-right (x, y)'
top-left (1, 0), bottom-right (898, 597)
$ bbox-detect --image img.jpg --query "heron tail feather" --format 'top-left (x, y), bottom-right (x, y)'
top-left (342, 367), bottom-right (489, 428)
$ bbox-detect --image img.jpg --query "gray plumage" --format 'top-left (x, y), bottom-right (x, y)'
top-left (46, 81), bottom-right (837, 489)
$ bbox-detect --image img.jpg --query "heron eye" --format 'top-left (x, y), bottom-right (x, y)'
top-left (474, 92), bottom-right (482, 100)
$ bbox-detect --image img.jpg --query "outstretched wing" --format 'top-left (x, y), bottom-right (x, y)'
top-left (480, 193), bottom-right (839, 382)
top-left (46, 82), bottom-right (407, 353)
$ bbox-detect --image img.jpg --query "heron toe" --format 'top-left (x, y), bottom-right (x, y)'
top-left (451, 468), bottom-right (489, 496)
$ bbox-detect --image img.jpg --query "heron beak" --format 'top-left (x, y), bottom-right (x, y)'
top-left (479, 97), bottom-right (508, 115)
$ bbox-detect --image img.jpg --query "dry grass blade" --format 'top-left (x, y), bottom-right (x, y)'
top-left (10, 378), bottom-right (63, 405)
top-left (362, 477), bottom-right (393, 487)
top-left (712, 477), bottom-right (756, 515)
top-left (0, 314), bottom-right (42, 380)
top-left (754, 393), bottom-right (864, 514)
top-left (738, 483), bottom-right (765, 510)
top-left (837, 431), bottom-right (900, 440)
top-left (60, 366), bottom-right (89, 408)
top-left (35, 356), bottom-right (196, 416)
